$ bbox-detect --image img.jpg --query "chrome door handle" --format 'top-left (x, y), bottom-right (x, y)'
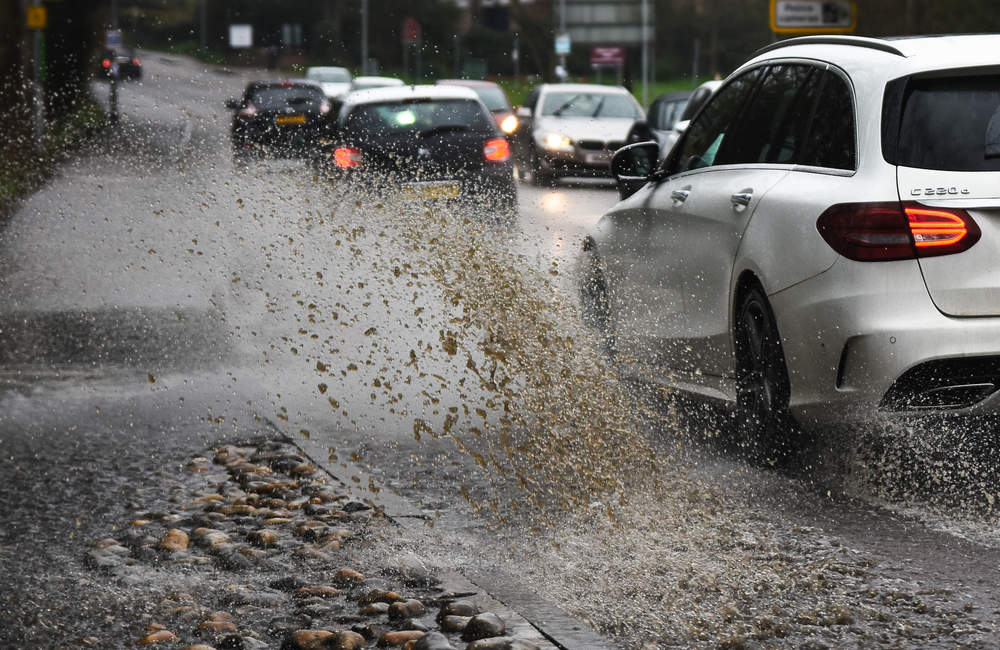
top-left (671, 189), bottom-right (690, 203)
top-left (731, 190), bottom-right (753, 207)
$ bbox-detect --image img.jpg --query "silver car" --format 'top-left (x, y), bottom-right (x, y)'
top-left (581, 35), bottom-right (1000, 462)
top-left (514, 83), bottom-right (643, 185)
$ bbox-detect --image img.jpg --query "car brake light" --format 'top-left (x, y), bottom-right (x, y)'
top-left (132, 58), bottom-right (141, 66)
top-left (333, 147), bottom-right (362, 168)
top-left (238, 102), bottom-right (257, 118)
top-left (816, 201), bottom-right (979, 261)
top-left (484, 137), bottom-right (510, 162)
top-left (102, 58), bottom-right (111, 69)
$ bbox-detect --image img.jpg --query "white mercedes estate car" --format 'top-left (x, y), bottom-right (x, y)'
top-left (581, 35), bottom-right (1000, 461)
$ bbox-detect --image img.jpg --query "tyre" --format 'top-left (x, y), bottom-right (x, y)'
top-left (529, 146), bottom-right (554, 187)
top-left (733, 284), bottom-right (796, 465)
top-left (579, 247), bottom-right (615, 355)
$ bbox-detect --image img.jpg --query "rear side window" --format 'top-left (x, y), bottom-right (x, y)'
top-left (893, 75), bottom-right (1000, 171)
top-left (798, 71), bottom-right (855, 170)
top-left (716, 64), bottom-right (820, 166)
top-left (250, 86), bottom-right (325, 111)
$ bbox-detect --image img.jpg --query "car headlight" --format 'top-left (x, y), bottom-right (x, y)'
top-left (500, 114), bottom-right (519, 134)
top-left (544, 133), bottom-right (573, 151)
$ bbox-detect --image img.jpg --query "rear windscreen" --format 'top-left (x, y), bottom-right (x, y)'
top-left (250, 86), bottom-right (325, 112)
top-left (344, 100), bottom-right (492, 136)
top-left (895, 75), bottom-right (1000, 171)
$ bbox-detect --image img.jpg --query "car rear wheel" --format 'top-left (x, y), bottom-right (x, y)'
top-left (579, 247), bottom-right (615, 356)
top-left (733, 284), bottom-right (795, 465)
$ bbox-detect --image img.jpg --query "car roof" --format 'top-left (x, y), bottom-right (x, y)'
top-left (538, 83), bottom-right (631, 95)
top-left (745, 34), bottom-right (1000, 81)
top-left (342, 84), bottom-right (481, 106)
top-left (436, 79), bottom-right (501, 88)
top-left (352, 76), bottom-right (404, 84)
top-left (307, 66), bottom-right (349, 73)
top-left (246, 80), bottom-right (323, 91)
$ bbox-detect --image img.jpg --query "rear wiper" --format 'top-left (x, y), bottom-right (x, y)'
top-left (418, 124), bottom-right (470, 138)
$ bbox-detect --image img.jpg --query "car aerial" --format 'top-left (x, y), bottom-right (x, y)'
top-left (317, 84), bottom-right (517, 224)
top-left (513, 83), bottom-right (644, 185)
top-left (226, 80), bottom-right (333, 163)
top-left (348, 76), bottom-right (405, 92)
top-left (304, 66), bottom-right (352, 98)
top-left (580, 34), bottom-right (1000, 464)
top-left (436, 79), bottom-right (519, 135)
top-left (624, 89), bottom-right (691, 150)
top-left (98, 47), bottom-right (142, 81)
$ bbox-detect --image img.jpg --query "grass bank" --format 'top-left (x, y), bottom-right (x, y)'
top-left (0, 95), bottom-right (107, 225)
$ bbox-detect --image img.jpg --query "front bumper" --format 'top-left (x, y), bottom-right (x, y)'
top-left (772, 256), bottom-right (1000, 426)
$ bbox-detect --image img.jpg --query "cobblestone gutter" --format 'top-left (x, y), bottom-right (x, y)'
top-left (84, 434), bottom-right (613, 650)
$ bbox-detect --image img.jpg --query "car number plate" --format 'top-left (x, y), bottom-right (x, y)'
top-left (275, 114), bottom-right (306, 125)
top-left (401, 181), bottom-right (460, 201)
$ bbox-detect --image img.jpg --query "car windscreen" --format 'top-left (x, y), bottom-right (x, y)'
top-left (540, 92), bottom-right (642, 119)
top-left (894, 74), bottom-right (1000, 171)
top-left (250, 86), bottom-right (326, 112)
top-left (307, 69), bottom-right (350, 83)
top-left (471, 86), bottom-right (509, 112)
top-left (343, 99), bottom-right (493, 136)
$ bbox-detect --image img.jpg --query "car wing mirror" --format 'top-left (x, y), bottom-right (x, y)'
top-left (612, 141), bottom-right (659, 201)
top-left (515, 106), bottom-right (532, 119)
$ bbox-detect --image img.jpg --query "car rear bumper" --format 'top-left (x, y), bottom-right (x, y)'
top-left (772, 257), bottom-right (1000, 426)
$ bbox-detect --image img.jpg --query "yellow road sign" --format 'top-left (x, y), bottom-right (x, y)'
top-left (770, 0), bottom-right (856, 35)
top-left (26, 5), bottom-right (47, 30)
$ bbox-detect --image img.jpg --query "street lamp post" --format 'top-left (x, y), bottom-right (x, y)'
top-left (361, 0), bottom-right (369, 75)
top-left (641, 0), bottom-right (648, 106)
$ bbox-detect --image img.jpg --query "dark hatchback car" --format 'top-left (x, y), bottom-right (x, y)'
top-left (226, 81), bottom-right (333, 162)
top-left (318, 85), bottom-right (517, 223)
top-left (99, 48), bottom-right (142, 80)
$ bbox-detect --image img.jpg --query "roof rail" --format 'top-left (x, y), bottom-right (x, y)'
top-left (751, 35), bottom-right (905, 59)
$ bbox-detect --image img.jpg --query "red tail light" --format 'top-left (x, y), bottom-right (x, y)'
top-left (102, 58), bottom-right (111, 68)
top-left (132, 58), bottom-right (141, 66)
top-left (484, 137), bottom-right (510, 162)
top-left (333, 147), bottom-right (362, 168)
top-left (817, 201), bottom-right (980, 261)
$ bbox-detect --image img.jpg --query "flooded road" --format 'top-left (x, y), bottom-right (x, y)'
top-left (2, 52), bottom-right (1000, 648)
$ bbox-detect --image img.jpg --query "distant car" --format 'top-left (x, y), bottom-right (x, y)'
top-left (436, 79), bottom-right (518, 135)
top-left (349, 76), bottom-right (405, 92)
top-left (661, 80), bottom-right (723, 154)
top-left (624, 90), bottom-right (691, 151)
top-left (513, 83), bottom-right (644, 185)
top-left (318, 85), bottom-right (517, 224)
top-left (99, 48), bottom-right (142, 81)
top-left (226, 81), bottom-right (333, 163)
top-left (305, 66), bottom-right (352, 98)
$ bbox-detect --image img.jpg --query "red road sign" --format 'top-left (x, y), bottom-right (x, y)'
top-left (590, 47), bottom-right (625, 66)
top-left (402, 17), bottom-right (422, 43)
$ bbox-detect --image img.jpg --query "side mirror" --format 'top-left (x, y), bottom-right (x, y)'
top-left (225, 98), bottom-right (241, 110)
top-left (611, 141), bottom-right (659, 200)
top-left (515, 106), bottom-right (532, 119)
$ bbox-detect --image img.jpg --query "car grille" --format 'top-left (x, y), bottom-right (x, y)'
top-left (578, 140), bottom-right (624, 152)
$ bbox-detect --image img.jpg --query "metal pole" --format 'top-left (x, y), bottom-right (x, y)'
top-left (111, 0), bottom-right (119, 28)
top-left (641, 0), bottom-right (648, 106)
top-left (691, 37), bottom-right (700, 87)
top-left (200, 0), bottom-right (207, 49)
top-left (360, 0), bottom-right (369, 74)
top-left (559, 0), bottom-right (566, 78)
top-left (32, 29), bottom-right (45, 151)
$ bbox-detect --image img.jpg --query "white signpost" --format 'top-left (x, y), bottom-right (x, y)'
top-left (770, 0), bottom-right (856, 34)
top-left (229, 24), bottom-right (253, 49)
